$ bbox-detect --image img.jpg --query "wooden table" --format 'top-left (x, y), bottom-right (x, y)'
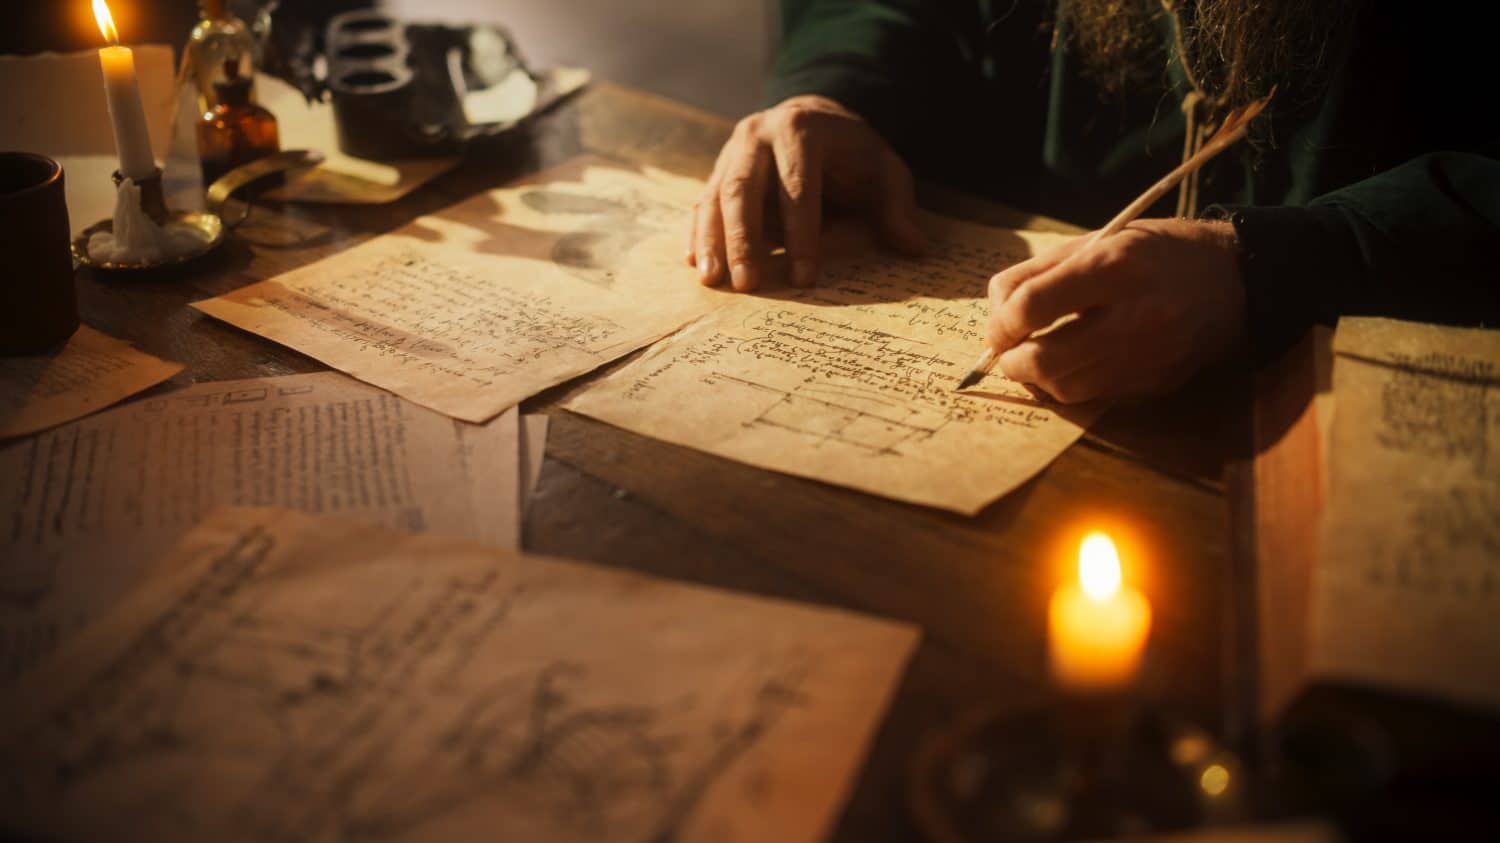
top-left (75, 83), bottom-right (1252, 841)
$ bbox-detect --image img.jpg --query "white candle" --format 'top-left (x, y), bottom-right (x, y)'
top-left (93, 0), bottom-right (156, 181)
top-left (1047, 532), bottom-right (1152, 691)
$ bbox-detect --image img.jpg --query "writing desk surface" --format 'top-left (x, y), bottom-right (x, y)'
top-left (74, 82), bottom-right (1242, 840)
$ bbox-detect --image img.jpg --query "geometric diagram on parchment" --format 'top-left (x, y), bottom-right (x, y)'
top-left (707, 372), bottom-right (945, 456)
top-left (335, 658), bottom-right (812, 842)
top-left (8, 524), bottom-right (816, 843)
top-left (520, 188), bottom-right (680, 290)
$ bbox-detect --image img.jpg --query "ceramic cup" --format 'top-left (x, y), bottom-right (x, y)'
top-left (0, 152), bottom-right (79, 355)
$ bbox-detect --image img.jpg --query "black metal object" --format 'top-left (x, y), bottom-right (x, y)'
top-left (324, 10), bottom-right (431, 159)
top-left (256, 2), bottom-right (575, 162)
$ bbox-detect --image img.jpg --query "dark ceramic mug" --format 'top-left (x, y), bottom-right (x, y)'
top-left (0, 152), bottom-right (79, 354)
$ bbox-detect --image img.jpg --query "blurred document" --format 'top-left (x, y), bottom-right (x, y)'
top-left (0, 325), bottom-right (181, 439)
top-left (0, 506), bottom-right (917, 843)
top-left (195, 157), bottom-right (724, 422)
top-left (567, 221), bottom-right (1096, 514)
top-left (1312, 317), bottom-right (1500, 711)
top-left (0, 372), bottom-right (517, 681)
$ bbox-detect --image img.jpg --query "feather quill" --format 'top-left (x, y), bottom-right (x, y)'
top-left (956, 93), bottom-right (1274, 391)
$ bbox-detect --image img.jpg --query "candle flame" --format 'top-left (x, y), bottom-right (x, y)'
top-left (1078, 532), bottom-right (1121, 601)
top-left (93, 0), bottom-right (120, 45)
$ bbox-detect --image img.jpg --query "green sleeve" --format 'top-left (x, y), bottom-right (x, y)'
top-left (766, 1), bottom-right (983, 155)
top-left (1219, 152), bottom-right (1500, 363)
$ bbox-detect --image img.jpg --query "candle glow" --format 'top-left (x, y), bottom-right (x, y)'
top-left (93, 0), bottom-right (120, 45)
top-left (1047, 531), bottom-right (1152, 691)
top-left (1078, 531), bottom-right (1121, 601)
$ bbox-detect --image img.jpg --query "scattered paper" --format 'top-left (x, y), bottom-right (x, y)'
top-left (521, 413), bottom-right (550, 509)
top-left (0, 372), bottom-right (518, 682)
top-left (567, 219), bottom-right (1097, 514)
top-left (0, 506), bottom-right (918, 843)
top-left (194, 157), bottom-right (724, 423)
top-left (257, 74), bottom-right (461, 205)
top-left (0, 325), bottom-right (182, 440)
top-left (1311, 317), bottom-right (1500, 711)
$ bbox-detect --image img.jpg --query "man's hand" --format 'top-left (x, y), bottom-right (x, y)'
top-left (689, 95), bottom-right (925, 292)
top-left (986, 219), bottom-right (1247, 403)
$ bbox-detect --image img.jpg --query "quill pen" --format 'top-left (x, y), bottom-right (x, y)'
top-left (956, 93), bottom-right (1273, 391)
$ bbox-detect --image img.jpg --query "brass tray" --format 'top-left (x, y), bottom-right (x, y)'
top-left (71, 211), bottom-right (225, 272)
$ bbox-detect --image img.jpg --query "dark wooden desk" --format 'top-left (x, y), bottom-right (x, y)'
top-left (74, 83), bottom-right (1250, 841)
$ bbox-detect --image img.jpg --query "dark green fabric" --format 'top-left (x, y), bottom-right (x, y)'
top-left (767, 0), bottom-right (1500, 362)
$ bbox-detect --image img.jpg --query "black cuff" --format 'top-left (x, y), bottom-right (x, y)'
top-left (1208, 203), bottom-right (1362, 366)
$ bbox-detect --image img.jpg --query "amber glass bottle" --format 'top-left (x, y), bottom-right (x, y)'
top-left (196, 61), bottom-right (280, 186)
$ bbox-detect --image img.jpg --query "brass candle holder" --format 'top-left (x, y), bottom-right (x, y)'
top-left (72, 153), bottom-right (320, 275)
top-left (72, 167), bottom-right (225, 274)
top-left (909, 691), bottom-right (1249, 842)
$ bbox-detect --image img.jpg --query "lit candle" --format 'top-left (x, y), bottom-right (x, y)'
top-left (93, 0), bottom-right (157, 182)
top-left (1047, 531), bottom-right (1152, 691)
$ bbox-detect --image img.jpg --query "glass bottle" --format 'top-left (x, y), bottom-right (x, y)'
top-left (185, 0), bottom-right (257, 113)
top-left (197, 61), bottom-right (280, 186)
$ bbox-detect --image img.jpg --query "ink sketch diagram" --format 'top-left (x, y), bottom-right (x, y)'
top-left (192, 157), bottom-right (721, 423)
top-left (0, 509), bottom-right (917, 843)
top-left (1367, 350), bottom-right (1500, 598)
top-left (567, 224), bottom-right (1100, 513)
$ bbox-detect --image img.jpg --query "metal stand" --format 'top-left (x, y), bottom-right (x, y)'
top-left (111, 167), bottom-right (170, 225)
top-left (910, 700), bottom-right (1248, 842)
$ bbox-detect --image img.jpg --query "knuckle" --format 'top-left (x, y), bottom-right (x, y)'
top-left (988, 271), bottom-right (1017, 302)
top-left (719, 177), bottom-right (753, 203)
top-left (779, 170), bottom-right (810, 202)
top-left (780, 107), bottom-right (820, 137)
top-left (1008, 284), bottom-right (1048, 326)
top-left (723, 228), bottom-right (753, 257)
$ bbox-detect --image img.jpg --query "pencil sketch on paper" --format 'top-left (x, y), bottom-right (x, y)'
top-left (567, 222), bottom-right (1096, 513)
top-left (0, 372), bottom-right (519, 685)
top-left (1310, 317), bottom-right (1500, 713)
top-left (0, 508), bottom-right (918, 843)
top-left (1370, 484), bottom-right (1500, 598)
top-left (192, 158), bottom-right (725, 423)
top-left (1376, 354), bottom-right (1492, 472)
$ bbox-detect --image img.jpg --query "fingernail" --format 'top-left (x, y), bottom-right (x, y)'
top-left (792, 259), bottom-right (817, 288)
top-left (730, 263), bottom-right (757, 292)
top-left (697, 253), bottom-right (719, 285)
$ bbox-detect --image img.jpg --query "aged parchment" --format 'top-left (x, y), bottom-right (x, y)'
top-left (0, 372), bottom-right (518, 682)
top-left (0, 507), bottom-right (918, 843)
top-left (1311, 317), bottom-right (1500, 711)
top-left (0, 325), bottom-right (183, 439)
top-left (194, 157), bottom-right (726, 422)
top-left (566, 220), bottom-right (1096, 514)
